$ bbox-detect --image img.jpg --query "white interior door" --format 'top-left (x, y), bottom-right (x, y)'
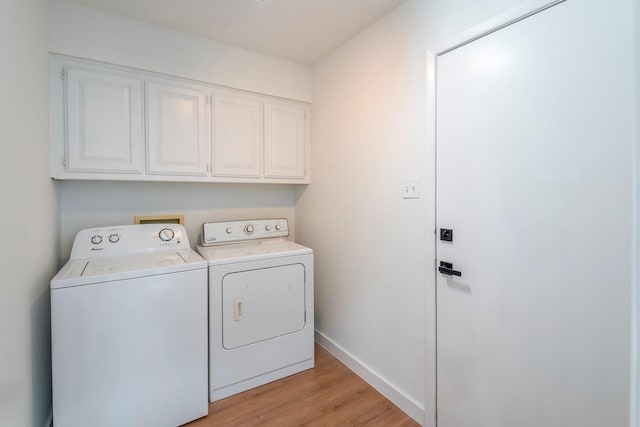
top-left (435, 1), bottom-right (633, 426)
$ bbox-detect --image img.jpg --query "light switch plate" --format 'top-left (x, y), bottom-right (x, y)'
top-left (402, 178), bottom-right (420, 199)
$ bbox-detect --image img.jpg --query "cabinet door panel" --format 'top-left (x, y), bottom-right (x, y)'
top-left (65, 67), bottom-right (143, 173)
top-left (264, 101), bottom-right (307, 179)
top-left (212, 93), bottom-right (262, 177)
top-left (147, 81), bottom-right (210, 176)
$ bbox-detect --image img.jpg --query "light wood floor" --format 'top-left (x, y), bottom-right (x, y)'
top-left (184, 344), bottom-right (420, 427)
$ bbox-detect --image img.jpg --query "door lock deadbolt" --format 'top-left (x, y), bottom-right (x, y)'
top-left (440, 228), bottom-right (453, 242)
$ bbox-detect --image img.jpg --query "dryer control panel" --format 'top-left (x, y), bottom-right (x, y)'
top-left (70, 224), bottom-right (190, 260)
top-left (202, 219), bottom-right (288, 246)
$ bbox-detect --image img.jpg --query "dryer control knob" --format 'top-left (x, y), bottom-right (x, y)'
top-left (244, 224), bottom-right (254, 234)
top-left (108, 234), bottom-right (120, 243)
top-left (226, 227), bottom-right (233, 234)
top-left (91, 235), bottom-right (102, 245)
top-left (275, 224), bottom-right (282, 231)
top-left (265, 225), bottom-right (272, 231)
top-left (159, 228), bottom-right (175, 242)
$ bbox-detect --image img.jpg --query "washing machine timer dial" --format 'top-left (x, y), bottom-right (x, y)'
top-left (244, 224), bottom-right (254, 234)
top-left (90, 235), bottom-right (102, 245)
top-left (158, 228), bottom-right (175, 242)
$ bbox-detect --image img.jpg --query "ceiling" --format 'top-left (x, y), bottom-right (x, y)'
top-left (62, 0), bottom-right (407, 65)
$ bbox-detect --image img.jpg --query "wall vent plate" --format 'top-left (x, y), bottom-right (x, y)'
top-left (134, 214), bottom-right (184, 225)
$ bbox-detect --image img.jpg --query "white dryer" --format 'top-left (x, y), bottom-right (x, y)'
top-left (51, 224), bottom-right (208, 427)
top-left (197, 219), bottom-right (314, 401)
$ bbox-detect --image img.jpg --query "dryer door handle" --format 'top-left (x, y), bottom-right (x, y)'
top-left (234, 299), bottom-right (243, 321)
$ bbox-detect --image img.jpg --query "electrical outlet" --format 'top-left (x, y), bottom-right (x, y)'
top-left (402, 178), bottom-right (420, 199)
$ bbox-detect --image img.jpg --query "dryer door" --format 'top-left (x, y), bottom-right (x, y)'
top-left (222, 264), bottom-right (306, 349)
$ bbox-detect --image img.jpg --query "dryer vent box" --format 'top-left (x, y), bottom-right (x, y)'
top-left (135, 214), bottom-right (184, 225)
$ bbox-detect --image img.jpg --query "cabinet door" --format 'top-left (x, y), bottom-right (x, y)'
top-left (65, 66), bottom-right (143, 173)
top-left (264, 101), bottom-right (308, 179)
top-left (212, 92), bottom-right (263, 178)
top-left (146, 80), bottom-right (210, 176)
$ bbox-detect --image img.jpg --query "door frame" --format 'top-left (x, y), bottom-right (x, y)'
top-left (424, 0), bottom-right (640, 427)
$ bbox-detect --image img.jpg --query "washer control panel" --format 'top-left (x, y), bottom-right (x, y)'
top-left (70, 224), bottom-right (190, 260)
top-left (202, 219), bottom-right (288, 246)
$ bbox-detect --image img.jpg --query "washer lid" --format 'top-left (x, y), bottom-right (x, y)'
top-left (51, 249), bottom-right (206, 290)
top-left (196, 238), bottom-right (312, 266)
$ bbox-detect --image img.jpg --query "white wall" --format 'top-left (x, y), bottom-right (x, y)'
top-left (0, 0), bottom-right (59, 425)
top-left (634, 0), bottom-right (640, 424)
top-left (49, 0), bottom-right (314, 262)
top-left (49, 0), bottom-right (312, 102)
top-left (423, 0), bottom-right (529, 46)
top-left (295, 0), bottom-right (430, 421)
top-left (295, 0), bottom-right (537, 424)
top-left (59, 181), bottom-right (295, 261)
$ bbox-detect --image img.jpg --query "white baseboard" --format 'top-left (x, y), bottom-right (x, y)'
top-left (314, 330), bottom-right (425, 425)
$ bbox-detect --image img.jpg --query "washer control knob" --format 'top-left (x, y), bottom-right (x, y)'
top-left (244, 224), bottom-right (254, 234)
top-left (226, 227), bottom-right (233, 234)
top-left (90, 235), bottom-right (102, 245)
top-left (159, 228), bottom-right (175, 242)
top-left (108, 234), bottom-right (120, 243)
top-left (275, 224), bottom-right (282, 231)
top-left (265, 225), bottom-right (272, 231)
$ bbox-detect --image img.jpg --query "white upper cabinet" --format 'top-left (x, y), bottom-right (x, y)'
top-left (146, 80), bottom-right (210, 176)
top-left (212, 92), bottom-right (263, 178)
top-left (264, 101), bottom-right (309, 179)
top-left (51, 56), bottom-right (310, 184)
top-left (64, 66), bottom-right (144, 173)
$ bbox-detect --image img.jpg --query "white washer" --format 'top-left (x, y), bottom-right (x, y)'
top-left (197, 219), bottom-right (314, 401)
top-left (51, 224), bottom-right (208, 427)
